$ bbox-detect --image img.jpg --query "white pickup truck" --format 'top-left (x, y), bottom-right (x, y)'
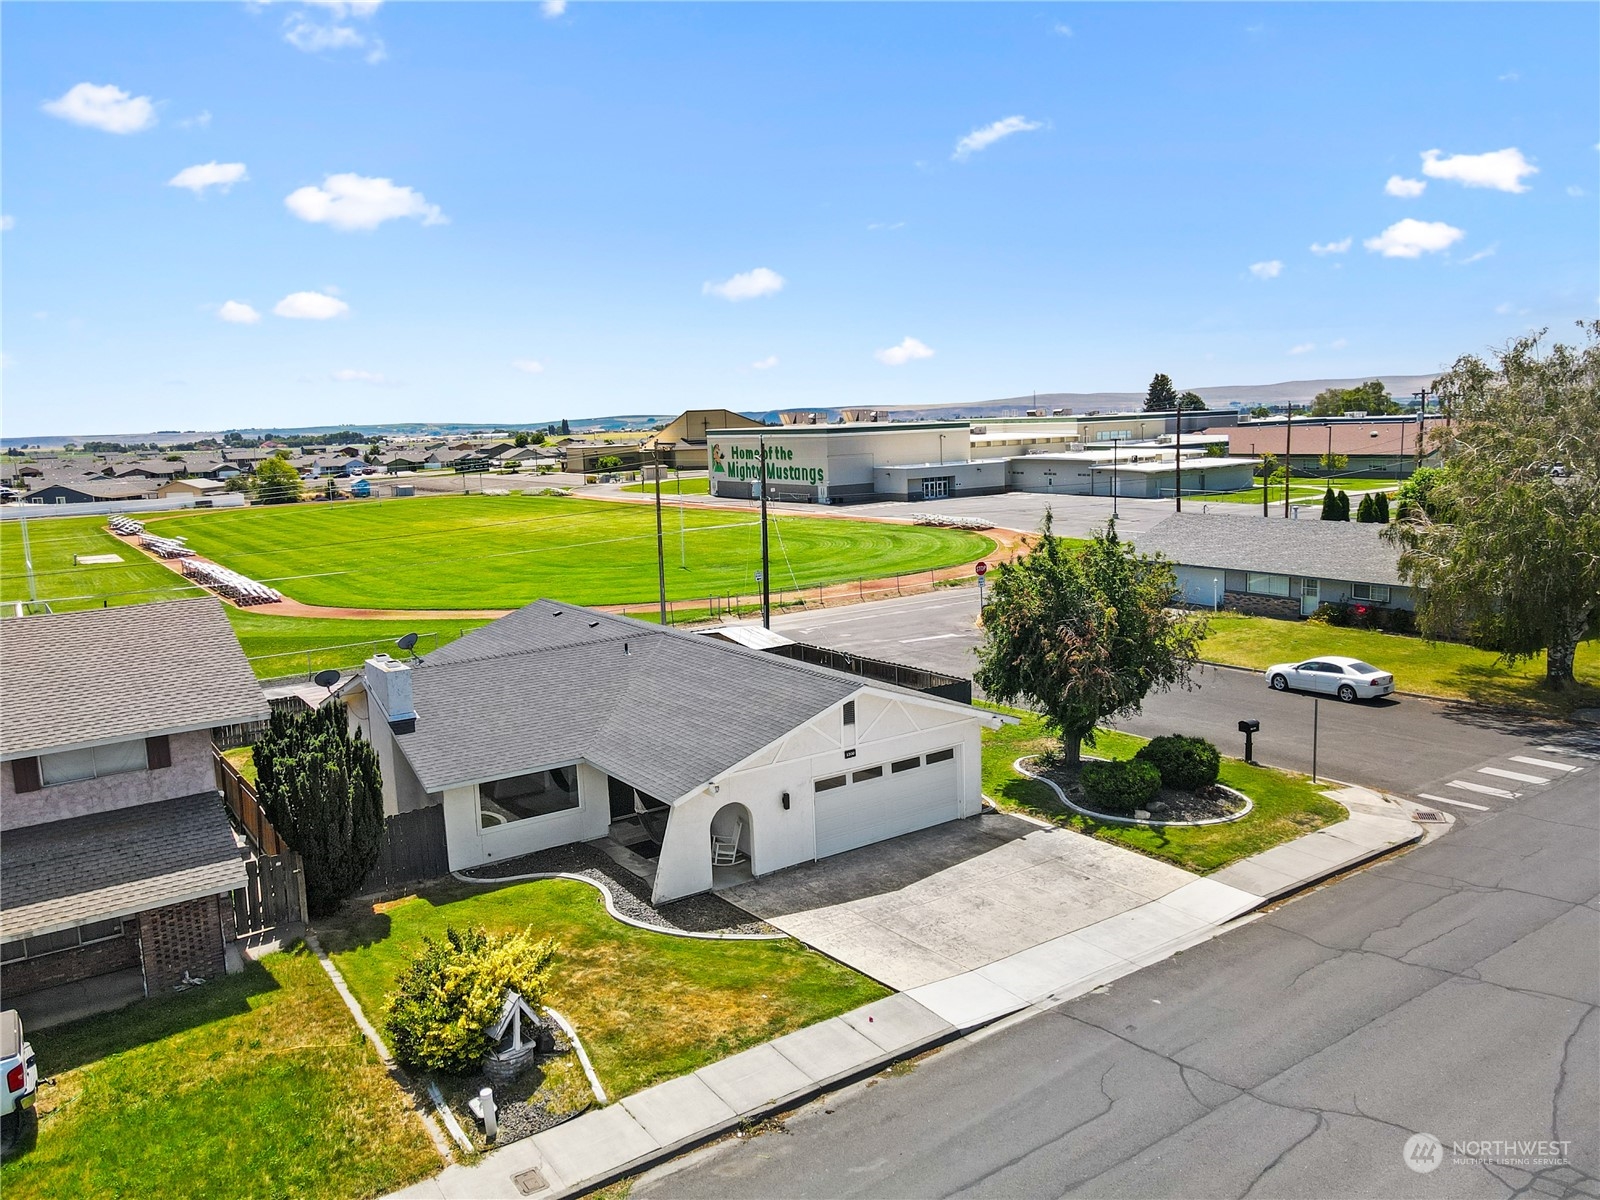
top-left (0, 1009), bottom-right (38, 1140)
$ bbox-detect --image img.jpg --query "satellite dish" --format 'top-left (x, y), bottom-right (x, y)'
top-left (313, 668), bottom-right (341, 690)
top-left (396, 632), bottom-right (419, 651)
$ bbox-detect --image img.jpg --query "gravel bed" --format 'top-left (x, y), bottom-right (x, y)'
top-left (1040, 764), bottom-right (1247, 823)
top-left (459, 841), bottom-right (777, 936)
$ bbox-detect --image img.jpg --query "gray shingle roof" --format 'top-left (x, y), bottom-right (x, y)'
top-left (0, 597), bottom-right (270, 758)
top-left (0, 791), bottom-right (247, 941)
top-left (393, 602), bottom-right (867, 800)
top-left (1133, 512), bottom-right (1406, 587)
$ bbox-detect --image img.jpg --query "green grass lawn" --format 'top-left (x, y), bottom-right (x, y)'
top-left (0, 947), bottom-right (439, 1200)
top-left (981, 708), bottom-right (1346, 875)
top-left (619, 476), bottom-right (711, 495)
top-left (226, 609), bottom-right (492, 677)
top-left (319, 877), bottom-right (889, 1099)
top-left (0, 514), bottom-right (202, 612)
top-left (1205, 478), bottom-right (1401, 505)
top-left (147, 494), bottom-right (993, 609)
top-left (1201, 613), bottom-right (1600, 715)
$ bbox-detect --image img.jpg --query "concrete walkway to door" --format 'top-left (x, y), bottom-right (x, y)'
top-left (722, 811), bottom-right (1208, 991)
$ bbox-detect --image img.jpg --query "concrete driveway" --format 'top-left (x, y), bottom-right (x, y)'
top-left (723, 812), bottom-right (1198, 991)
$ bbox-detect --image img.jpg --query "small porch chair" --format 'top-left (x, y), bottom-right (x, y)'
top-left (711, 819), bottom-right (744, 867)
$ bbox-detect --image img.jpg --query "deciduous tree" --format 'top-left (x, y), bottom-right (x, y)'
top-left (252, 455), bottom-right (302, 504)
top-left (1385, 322), bottom-right (1599, 688)
top-left (975, 516), bottom-right (1207, 764)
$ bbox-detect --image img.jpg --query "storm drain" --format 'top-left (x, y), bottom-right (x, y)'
top-left (1413, 811), bottom-right (1447, 823)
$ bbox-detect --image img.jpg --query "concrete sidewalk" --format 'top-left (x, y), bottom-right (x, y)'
top-left (388, 791), bottom-right (1431, 1200)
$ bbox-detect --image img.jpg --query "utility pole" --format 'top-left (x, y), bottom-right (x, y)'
top-left (1111, 437), bottom-right (1120, 520)
top-left (1173, 410), bottom-right (1183, 512)
top-left (653, 445), bottom-right (667, 625)
top-left (1283, 402), bottom-right (1294, 517)
top-left (759, 434), bottom-right (772, 629)
top-left (1256, 442), bottom-right (1268, 518)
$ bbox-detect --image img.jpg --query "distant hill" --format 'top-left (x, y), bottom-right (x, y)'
top-left (1, 375), bottom-right (1438, 448)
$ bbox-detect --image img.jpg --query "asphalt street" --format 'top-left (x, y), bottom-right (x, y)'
top-left (632, 591), bottom-right (1600, 1199)
top-left (767, 590), bottom-right (1581, 799)
top-left (636, 753), bottom-right (1599, 1200)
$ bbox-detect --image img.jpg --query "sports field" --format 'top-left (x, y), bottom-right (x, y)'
top-left (148, 494), bottom-right (995, 609)
top-left (0, 514), bottom-right (202, 612)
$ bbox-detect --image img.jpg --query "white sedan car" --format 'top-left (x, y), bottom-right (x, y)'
top-left (1265, 655), bottom-right (1395, 703)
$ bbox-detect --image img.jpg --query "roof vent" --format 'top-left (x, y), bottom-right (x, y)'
top-left (589, 620), bottom-right (600, 628)
top-left (552, 609), bottom-right (564, 616)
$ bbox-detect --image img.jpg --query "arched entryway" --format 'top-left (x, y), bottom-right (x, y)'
top-left (709, 801), bottom-right (754, 887)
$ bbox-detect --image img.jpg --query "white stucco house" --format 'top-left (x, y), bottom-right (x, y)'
top-left (343, 601), bottom-right (1002, 904)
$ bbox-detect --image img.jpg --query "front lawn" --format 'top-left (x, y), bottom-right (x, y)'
top-left (982, 709), bottom-right (1346, 875)
top-left (1200, 613), bottom-right (1600, 716)
top-left (0, 947), bottom-right (438, 1200)
top-left (318, 878), bottom-right (888, 1100)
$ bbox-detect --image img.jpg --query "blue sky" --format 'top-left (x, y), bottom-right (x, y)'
top-left (3, 2), bottom-right (1596, 436)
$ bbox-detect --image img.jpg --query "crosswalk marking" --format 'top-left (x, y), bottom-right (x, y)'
top-left (1419, 792), bottom-right (1491, 812)
top-left (1509, 755), bottom-right (1582, 772)
top-left (1479, 766), bottom-right (1551, 784)
top-left (1449, 779), bottom-right (1520, 799)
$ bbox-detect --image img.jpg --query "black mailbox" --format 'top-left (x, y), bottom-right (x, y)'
top-left (1237, 719), bottom-right (1259, 764)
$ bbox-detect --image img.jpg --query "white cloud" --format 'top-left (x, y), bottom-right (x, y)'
top-left (952, 115), bottom-right (1044, 162)
top-left (1249, 260), bottom-right (1283, 280)
top-left (1421, 147), bottom-right (1537, 193)
top-left (168, 161), bottom-right (249, 195)
top-left (1495, 302), bottom-right (1514, 315)
top-left (875, 337), bottom-right (934, 366)
top-left (1288, 343), bottom-right (1315, 355)
top-left (1309, 237), bottom-right (1352, 255)
top-left (0, 215), bottom-right (13, 232)
top-left (283, 3), bottom-right (385, 63)
top-left (1330, 337), bottom-right (1348, 350)
top-left (511, 359), bottom-right (545, 374)
top-left (274, 291), bottom-right (350, 319)
top-left (867, 221), bottom-right (906, 231)
top-left (217, 301), bottom-right (261, 324)
top-left (1460, 244), bottom-right (1497, 265)
top-left (703, 267), bottom-right (785, 302)
top-left (1498, 71), bottom-right (1520, 83)
top-left (177, 110), bottom-right (212, 130)
top-left (1568, 185), bottom-right (1586, 197)
top-left (542, 0), bottom-right (567, 16)
top-left (1385, 175), bottom-right (1427, 198)
top-left (42, 83), bottom-right (157, 134)
top-left (751, 355), bottom-right (779, 370)
top-left (1052, 23), bottom-right (1073, 36)
top-left (332, 368), bottom-right (388, 384)
top-left (285, 173), bottom-right (447, 231)
top-left (1363, 218), bottom-right (1466, 258)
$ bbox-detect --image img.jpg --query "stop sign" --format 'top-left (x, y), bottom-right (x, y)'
top-left (975, 561), bottom-right (988, 577)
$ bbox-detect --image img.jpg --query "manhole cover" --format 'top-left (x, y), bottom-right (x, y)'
top-left (1413, 811), bottom-right (1446, 823)
top-left (514, 1167), bottom-right (548, 1195)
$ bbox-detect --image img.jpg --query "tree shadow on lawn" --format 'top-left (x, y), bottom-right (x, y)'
top-left (29, 953), bottom-right (288, 1079)
top-left (1433, 661), bottom-right (1600, 722)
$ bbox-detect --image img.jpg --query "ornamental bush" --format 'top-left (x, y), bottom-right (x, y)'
top-left (1080, 759), bottom-right (1162, 815)
top-left (1135, 734), bottom-right (1221, 793)
top-left (385, 925), bottom-right (559, 1075)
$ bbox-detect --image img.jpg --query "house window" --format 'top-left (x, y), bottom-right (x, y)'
top-left (925, 748), bottom-right (956, 765)
top-left (852, 766), bottom-right (884, 783)
top-left (891, 757), bottom-right (921, 773)
top-left (815, 774), bottom-right (847, 792)
top-left (1246, 573), bottom-right (1291, 598)
top-left (39, 739), bottom-right (148, 786)
top-left (842, 701), bottom-right (856, 726)
top-left (478, 767), bottom-right (579, 829)
top-left (1352, 583), bottom-right (1391, 604)
top-left (5, 919), bottom-right (124, 963)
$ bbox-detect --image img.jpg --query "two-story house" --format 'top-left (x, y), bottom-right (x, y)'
top-left (0, 599), bottom-right (270, 1020)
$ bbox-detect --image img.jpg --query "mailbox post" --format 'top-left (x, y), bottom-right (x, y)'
top-left (1237, 719), bottom-right (1259, 764)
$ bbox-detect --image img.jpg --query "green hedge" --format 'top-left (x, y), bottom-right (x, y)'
top-left (1135, 734), bottom-right (1221, 792)
top-left (1080, 759), bottom-right (1161, 815)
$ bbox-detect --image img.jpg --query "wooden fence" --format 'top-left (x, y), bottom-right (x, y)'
top-left (212, 719), bottom-right (270, 751)
top-left (363, 805), bottom-right (450, 893)
top-left (232, 853), bottom-right (306, 936)
top-left (213, 749), bottom-right (289, 856)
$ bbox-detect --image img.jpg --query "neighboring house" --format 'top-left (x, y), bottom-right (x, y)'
top-left (562, 440), bottom-right (646, 474)
top-left (115, 460), bottom-right (188, 480)
top-left (156, 477), bottom-right (228, 499)
top-left (379, 452), bottom-right (428, 473)
top-left (0, 599), bottom-right (270, 1013)
top-left (344, 601), bottom-right (1001, 905)
top-left (26, 478), bottom-right (158, 504)
top-left (1135, 512), bottom-right (1414, 618)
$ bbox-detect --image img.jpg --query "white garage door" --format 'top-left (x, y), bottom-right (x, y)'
top-left (813, 748), bottom-right (960, 859)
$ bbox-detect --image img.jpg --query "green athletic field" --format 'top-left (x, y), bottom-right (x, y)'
top-left (619, 476), bottom-right (711, 495)
top-left (148, 494), bottom-right (994, 609)
top-left (0, 514), bottom-right (203, 612)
